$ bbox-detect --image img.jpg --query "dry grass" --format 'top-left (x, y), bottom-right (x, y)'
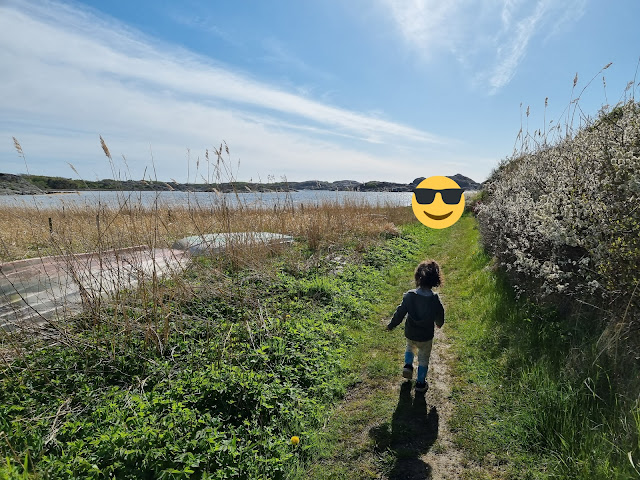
top-left (2, 137), bottom-right (413, 264)
top-left (0, 193), bottom-right (413, 353)
top-left (0, 138), bottom-right (415, 364)
top-left (0, 200), bottom-right (413, 380)
top-left (0, 197), bottom-right (412, 264)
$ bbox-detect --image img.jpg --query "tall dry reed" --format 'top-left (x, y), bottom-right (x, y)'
top-left (0, 138), bottom-right (413, 359)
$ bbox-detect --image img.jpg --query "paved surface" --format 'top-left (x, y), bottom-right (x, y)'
top-left (172, 232), bottom-right (293, 254)
top-left (0, 232), bottom-right (293, 331)
top-left (0, 246), bottom-right (188, 331)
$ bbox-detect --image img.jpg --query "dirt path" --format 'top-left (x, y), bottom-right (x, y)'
top-left (375, 326), bottom-right (468, 480)
top-left (307, 304), bottom-right (498, 479)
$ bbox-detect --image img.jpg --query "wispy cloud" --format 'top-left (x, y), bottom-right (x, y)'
top-left (379, 0), bottom-right (587, 93)
top-left (379, 0), bottom-right (465, 56)
top-left (1, 2), bottom-right (440, 144)
top-left (0, 0), bottom-right (452, 182)
top-left (260, 37), bottom-right (335, 83)
top-left (488, 1), bottom-right (548, 93)
top-left (168, 11), bottom-right (243, 48)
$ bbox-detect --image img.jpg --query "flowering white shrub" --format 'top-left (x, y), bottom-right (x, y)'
top-left (478, 101), bottom-right (640, 341)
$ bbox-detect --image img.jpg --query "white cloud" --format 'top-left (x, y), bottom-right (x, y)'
top-left (379, 0), bottom-right (587, 93)
top-left (259, 37), bottom-right (335, 84)
top-left (488, 1), bottom-right (548, 93)
top-left (169, 12), bottom-right (237, 46)
top-left (380, 0), bottom-right (466, 55)
top-left (0, 0), bottom-right (455, 182)
top-left (2, 5), bottom-right (439, 143)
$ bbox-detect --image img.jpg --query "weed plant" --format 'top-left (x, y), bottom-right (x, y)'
top-left (1, 139), bottom-right (409, 264)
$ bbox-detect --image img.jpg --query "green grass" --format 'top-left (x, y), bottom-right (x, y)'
top-left (3, 213), bottom-right (638, 478)
top-left (441, 217), bottom-right (640, 479)
top-left (300, 214), bottom-right (640, 479)
top-left (294, 222), bottom-right (450, 480)
top-left (0, 218), bottom-right (434, 479)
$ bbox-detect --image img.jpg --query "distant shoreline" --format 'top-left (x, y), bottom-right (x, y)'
top-left (0, 173), bottom-right (483, 196)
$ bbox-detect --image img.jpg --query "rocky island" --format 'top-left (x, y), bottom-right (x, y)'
top-left (0, 172), bottom-right (482, 195)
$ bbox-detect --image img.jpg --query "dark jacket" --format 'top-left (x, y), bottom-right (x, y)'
top-left (387, 288), bottom-right (445, 342)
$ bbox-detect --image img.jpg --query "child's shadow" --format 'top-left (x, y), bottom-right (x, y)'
top-left (370, 381), bottom-right (439, 479)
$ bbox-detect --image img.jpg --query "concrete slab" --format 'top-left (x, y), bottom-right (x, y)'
top-left (172, 232), bottom-right (294, 255)
top-left (1, 232), bottom-right (294, 331)
top-left (0, 246), bottom-right (188, 331)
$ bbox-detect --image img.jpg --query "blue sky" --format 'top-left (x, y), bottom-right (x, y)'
top-left (1, 0), bottom-right (639, 184)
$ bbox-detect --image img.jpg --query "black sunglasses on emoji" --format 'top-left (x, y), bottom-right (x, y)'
top-left (413, 188), bottom-right (465, 205)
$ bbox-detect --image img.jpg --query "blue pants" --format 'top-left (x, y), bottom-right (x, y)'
top-left (404, 338), bottom-right (433, 383)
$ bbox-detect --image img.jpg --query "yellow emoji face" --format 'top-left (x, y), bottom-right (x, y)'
top-left (411, 176), bottom-right (465, 229)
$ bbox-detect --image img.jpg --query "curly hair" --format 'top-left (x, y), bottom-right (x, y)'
top-left (414, 260), bottom-right (442, 289)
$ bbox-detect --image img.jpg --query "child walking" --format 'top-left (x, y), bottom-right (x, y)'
top-left (386, 260), bottom-right (444, 393)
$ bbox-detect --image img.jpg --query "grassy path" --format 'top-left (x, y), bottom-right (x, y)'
top-left (297, 215), bottom-right (501, 479)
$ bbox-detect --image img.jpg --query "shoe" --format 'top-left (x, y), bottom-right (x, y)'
top-left (415, 381), bottom-right (429, 393)
top-left (402, 364), bottom-right (413, 379)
